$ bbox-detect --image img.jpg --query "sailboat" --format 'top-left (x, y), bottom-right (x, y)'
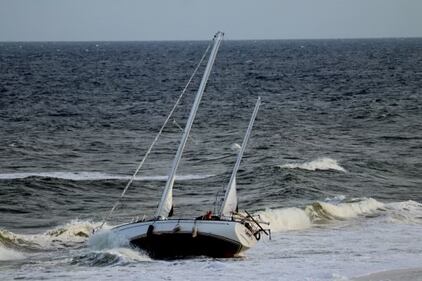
top-left (102, 32), bottom-right (269, 259)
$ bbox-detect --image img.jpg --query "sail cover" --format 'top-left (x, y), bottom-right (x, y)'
top-left (160, 188), bottom-right (173, 218)
top-left (220, 178), bottom-right (237, 217)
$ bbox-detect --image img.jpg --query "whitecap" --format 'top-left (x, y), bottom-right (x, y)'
top-left (230, 143), bottom-right (241, 152)
top-left (255, 198), bottom-right (385, 233)
top-left (0, 220), bottom-right (104, 252)
top-left (279, 157), bottom-right (346, 172)
top-left (255, 207), bottom-right (312, 232)
top-left (306, 198), bottom-right (384, 220)
top-left (0, 171), bottom-right (214, 181)
top-left (384, 200), bottom-right (422, 224)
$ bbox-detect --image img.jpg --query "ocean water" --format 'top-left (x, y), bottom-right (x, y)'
top-left (1, 38), bottom-right (422, 280)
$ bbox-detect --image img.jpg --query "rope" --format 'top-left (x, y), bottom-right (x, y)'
top-left (99, 42), bottom-right (212, 229)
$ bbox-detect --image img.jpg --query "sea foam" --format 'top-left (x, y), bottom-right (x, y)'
top-left (0, 219), bottom-right (103, 257)
top-left (87, 228), bottom-right (129, 250)
top-left (305, 198), bottom-right (384, 221)
top-left (255, 198), bottom-right (386, 233)
top-left (384, 200), bottom-right (422, 224)
top-left (1, 198), bottom-right (420, 263)
top-left (279, 157), bottom-right (346, 172)
top-left (84, 230), bottom-right (151, 265)
top-left (0, 171), bottom-right (214, 181)
top-left (0, 246), bottom-right (25, 261)
top-left (255, 207), bottom-right (311, 232)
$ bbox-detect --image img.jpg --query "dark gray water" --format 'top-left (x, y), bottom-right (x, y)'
top-left (1, 38), bottom-right (422, 280)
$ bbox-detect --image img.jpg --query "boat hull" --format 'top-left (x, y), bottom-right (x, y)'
top-left (111, 219), bottom-right (257, 259)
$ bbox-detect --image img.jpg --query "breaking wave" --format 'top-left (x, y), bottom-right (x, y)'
top-left (44, 220), bottom-right (107, 246)
top-left (255, 198), bottom-right (422, 233)
top-left (279, 157), bottom-right (346, 172)
top-left (0, 171), bottom-right (214, 181)
top-left (256, 207), bottom-right (311, 232)
top-left (71, 247), bottom-right (151, 266)
top-left (77, 229), bottom-right (151, 266)
top-left (0, 220), bottom-right (103, 261)
top-left (87, 229), bottom-right (129, 250)
top-left (1, 198), bottom-right (421, 262)
top-left (0, 219), bottom-right (150, 264)
top-left (305, 198), bottom-right (384, 221)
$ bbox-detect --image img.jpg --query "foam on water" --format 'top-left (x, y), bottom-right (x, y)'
top-left (0, 171), bottom-right (214, 181)
top-left (87, 229), bottom-right (130, 250)
top-left (0, 245), bottom-right (25, 261)
top-left (0, 229), bottom-right (40, 251)
top-left (255, 207), bottom-right (311, 232)
top-left (1, 198), bottom-right (420, 252)
top-left (81, 227), bottom-right (152, 266)
top-left (71, 247), bottom-right (151, 267)
top-left (0, 195), bottom-right (422, 281)
top-left (306, 198), bottom-right (385, 220)
top-left (384, 200), bottom-right (422, 224)
top-left (230, 143), bottom-right (241, 152)
top-left (279, 157), bottom-right (346, 172)
top-left (254, 198), bottom-right (421, 233)
top-left (0, 220), bottom-right (150, 264)
top-left (0, 219), bottom-right (103, 261)
top-left (44, 219), bottom-right (107, 245)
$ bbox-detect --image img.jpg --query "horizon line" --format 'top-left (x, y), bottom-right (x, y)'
top-left (1, 35), bottom-right (421, 44)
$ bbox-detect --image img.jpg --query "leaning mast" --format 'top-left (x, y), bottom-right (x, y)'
top-left (155, 32), bottom-right (224, 218)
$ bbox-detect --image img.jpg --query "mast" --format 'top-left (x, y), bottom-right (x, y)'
top-left (155, 31), bottom-right (224, 219)
top-left (219, 97), bottom-right (261, 217)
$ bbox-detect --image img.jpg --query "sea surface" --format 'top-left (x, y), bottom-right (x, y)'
top-left (0, 38), bottom-right (422, 280)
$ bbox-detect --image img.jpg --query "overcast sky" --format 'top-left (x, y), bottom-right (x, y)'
top-left (1, 0), bottom-right (421, 41)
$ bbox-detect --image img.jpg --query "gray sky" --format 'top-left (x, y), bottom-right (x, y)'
top-left (1, 0), bottom-right (421, 41)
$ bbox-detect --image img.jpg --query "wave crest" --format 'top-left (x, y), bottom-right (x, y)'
top-left (279, 157), bottom-right (346, 172)
top-left (45, 220), bottom-right (105, 245)
top-left (255, 198), bottom-right (386, 233)
top-left (255, 208), bottom-right (311, 232)
top-left (0, 220), bottom-right (102, 261)
top-left (0, 171), bottom-right (214, 181)
top-left (305, 198), bottom-right (384, 221)
top-left (79, 228), bottom-right (151, 266)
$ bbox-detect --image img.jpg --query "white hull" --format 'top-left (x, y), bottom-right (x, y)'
top-left (111, 219), bottom-right (258, 258)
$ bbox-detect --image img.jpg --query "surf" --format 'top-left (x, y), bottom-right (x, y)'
top-left (1, 198), bottom-right (421, 262)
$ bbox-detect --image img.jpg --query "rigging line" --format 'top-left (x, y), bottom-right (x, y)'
top-left (172, 119), bottom-right (199, 145)
top-left (99, 42), bottom-right (212, 229)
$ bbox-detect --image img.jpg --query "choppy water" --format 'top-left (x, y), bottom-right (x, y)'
top-left (1, 38), bottom-right (422, 281)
